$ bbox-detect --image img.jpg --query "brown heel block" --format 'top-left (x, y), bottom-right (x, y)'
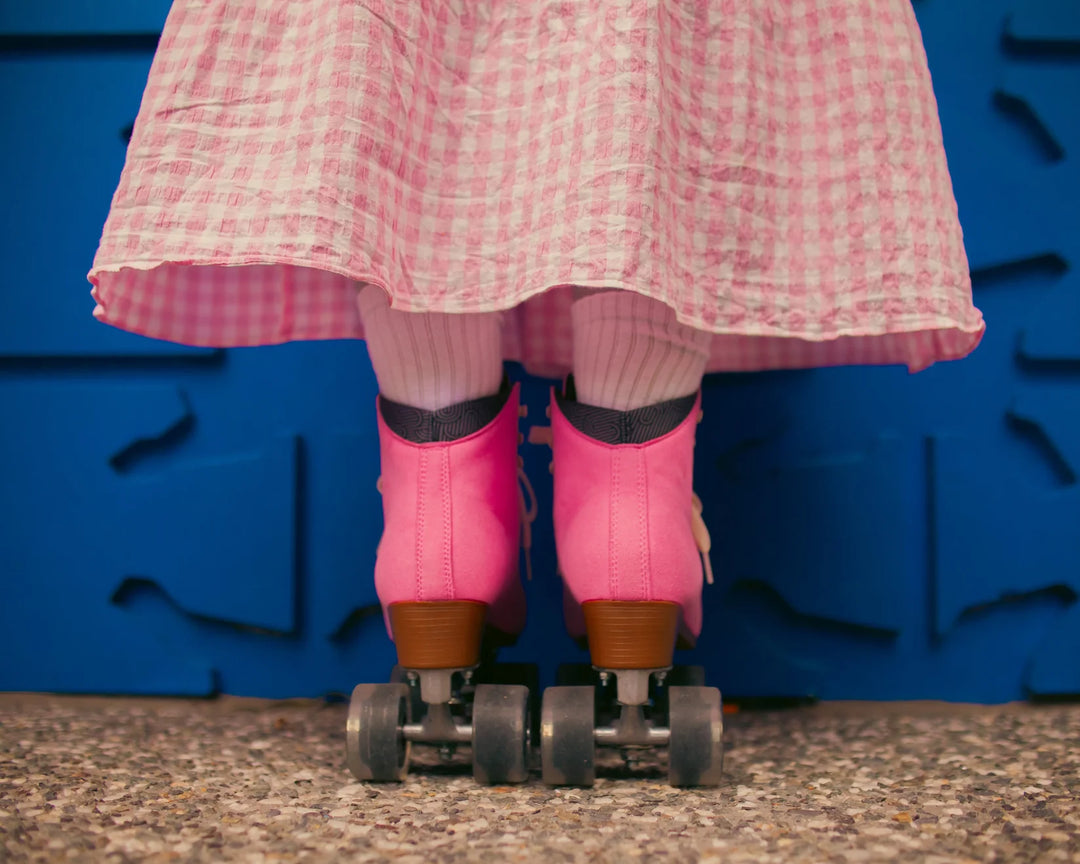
top-left (582, 601), bottom-right (680, 669)
top-left (388, 601), bottom-right (487, 669)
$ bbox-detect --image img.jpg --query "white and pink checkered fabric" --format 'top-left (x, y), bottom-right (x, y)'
top-left (90, 0), bottom-right (984, 377)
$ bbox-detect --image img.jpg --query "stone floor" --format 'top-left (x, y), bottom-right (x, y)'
top-left (1, 694), bottom-right (1078, 863)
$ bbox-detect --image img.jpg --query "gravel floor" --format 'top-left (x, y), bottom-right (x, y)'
top-left (1, 694), bottom-right (1078, 863)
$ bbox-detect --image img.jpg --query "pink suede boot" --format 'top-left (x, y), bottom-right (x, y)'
top-left (533, 387), bottom-right (723, 788)
top-left (373, 383), bottom-right (529, 670)
top-left (542, 386), bottom-right (713, 670)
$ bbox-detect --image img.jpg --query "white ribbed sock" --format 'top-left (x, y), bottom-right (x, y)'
top-left (357, 285), bottom-right (504, 410)
top-left (571, 291), bottom-right (712, 410)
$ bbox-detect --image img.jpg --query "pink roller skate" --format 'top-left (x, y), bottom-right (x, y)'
top-left (531, 381), bottom-right (723, 786)
top-left (346, 382), bottom-right (537, 784)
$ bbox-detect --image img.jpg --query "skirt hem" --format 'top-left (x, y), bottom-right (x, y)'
top-left (89, 257), bottom-right (985, 378)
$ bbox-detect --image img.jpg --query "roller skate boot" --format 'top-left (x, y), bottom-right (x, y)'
top-left (530, 381), bottom-right (723, 786)
top-left (346, 381), bottom-right (538, 784)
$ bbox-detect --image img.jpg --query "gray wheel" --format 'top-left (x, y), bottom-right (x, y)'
top-left (346, 683), bottom-right (410, 782)
top-left (667, 686), bottom-right (724, 786)
top-left (541, 686), bottom-right (596, 786)
top-left (654, 666), bottom-right (705, 712)
top-left (389, 665), bottom-right (425, 720)
top-left (477, 664), bottom-right (541, 746)
top-left (472, 684), bottom-right (530, 784)
top-left (556, 664), bottom-right (613, 721)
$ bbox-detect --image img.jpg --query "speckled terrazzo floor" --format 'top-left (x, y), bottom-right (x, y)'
top-left (1, 695), bottom-right (1078, 863)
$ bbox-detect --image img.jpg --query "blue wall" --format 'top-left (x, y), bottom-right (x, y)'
top-left (1, 0), bottom-right (1077, 702)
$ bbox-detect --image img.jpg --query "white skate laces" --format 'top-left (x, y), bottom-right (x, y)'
top-left (691, 492), bottom-right (714, 586)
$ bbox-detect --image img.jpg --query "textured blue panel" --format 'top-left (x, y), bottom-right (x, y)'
top-left (1028, 607), bottom-right (1080, 696)
top-left (712, 584), bottom-right (830, 700)
top-left (0, 53), bottom-right (211, 357)
top-left (1010, 390), bottom-right (1080, 484)
top-left (712, 436), bottom-right (915, 633)
top-left (113, 435), bottom-right (299, 632)
top-left (0, 385), bottom-right (216, 694)
top-left (316, 432), bottom-right (385, 640)
top-left (0, 2), bottom-right (172, 35)
top-left (931, 433), bottom-right (1079, 635)
top-left (1020, 269), bottom-right (1080, 362)
top-left (955, 146), bottom-right (1074, 272)
top-left (1, 0), bottom-right (1078, 701)
top-left (1005, 1), bottom-right (1080, 46)
top-left (919, 2), bottom-right (1078, 275)
top-left (0, 382), bottom-right (298, 686)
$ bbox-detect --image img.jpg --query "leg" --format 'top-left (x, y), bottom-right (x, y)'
top-left (357, 284), bottom-right (504, 411)
top-left (540, 289), bottom-right (723, 786)
top-left (571, 289), bottom-right (711, 411)
top-left (347, 286), bottom-right (530, 784)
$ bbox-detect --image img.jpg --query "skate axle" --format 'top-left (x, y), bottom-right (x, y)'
top-left (401, 724), bottom-right (472, 744)
top-left (402, 702), bottom-right (472, 744)
top-left (594, 726), bottom-right (670, 746)
top-left (594, 704), bottom-right (671, 746)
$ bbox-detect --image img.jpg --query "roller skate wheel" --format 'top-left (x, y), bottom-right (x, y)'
top-left (389, 665), bottom-right (425, 720)
top-left (472, 684), bottom-right (531, 784)
top-left (476, 663), bottom-right (541, 745)
top-left (667, 686), bottom-right (724, 787)
top-left (346, 683), bottom-right (411, 782)
top-left (541, 686), bottom-right (596, 787)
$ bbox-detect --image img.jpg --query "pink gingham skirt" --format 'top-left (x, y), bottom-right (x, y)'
top-left (90, 0), bottom-right (984, 377)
